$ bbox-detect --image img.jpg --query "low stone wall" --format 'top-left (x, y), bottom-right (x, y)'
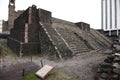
top-left (22, 42), bottom-right (40, 55)
top-left (7, 37), bottom-right (21, 55)
top-left (8, 37), bottom-right (41, 56)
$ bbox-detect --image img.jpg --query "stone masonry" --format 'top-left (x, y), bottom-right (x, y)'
top-left (8, 5), bottom-right (73, 59)
top-left (8, 5), bottom-right (112, 59)
top-left (3, 0), bottom-right (24, 32)
top-left (8, 6), bottom-right (41, 56)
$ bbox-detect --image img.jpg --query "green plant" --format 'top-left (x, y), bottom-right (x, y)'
top-left (24, 69), bottom-right (79, 80)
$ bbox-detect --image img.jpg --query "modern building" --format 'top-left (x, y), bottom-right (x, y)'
top-left (0, 20), bottom-right (3, 33)
top-left (101, 0), bottom-right (120, 36)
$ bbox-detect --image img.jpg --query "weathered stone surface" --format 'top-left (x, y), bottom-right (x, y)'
top-left (8, 5), bottom-right (73, 58)
top-left (38, 9), bottom-right (52, 23)
top-left (96, 46), bottom-right (120, 80)
top-left (75, 22), bottom-right (90, 31)
top-left (7, 5), bottom-right (112, 59)
top-left (7, 37), bottom-right (21, 55)
top-left (52, 18), bottom-right (112, 55)
top-left (8, 6), bottom-right (41, 56)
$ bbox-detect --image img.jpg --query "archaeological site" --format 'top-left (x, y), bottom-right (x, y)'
top-left (0, 0), bottom-right (120, 80)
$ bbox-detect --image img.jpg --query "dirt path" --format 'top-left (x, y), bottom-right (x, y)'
top-left (0, 50), bottom-right (108, 80)
top-left (41, 50), bottom-right (108, 80)
top-left (0, 62), bottom-right (39, 80)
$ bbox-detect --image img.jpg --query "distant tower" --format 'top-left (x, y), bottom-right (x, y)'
top-left (8, 0), bottom-right (15, 30)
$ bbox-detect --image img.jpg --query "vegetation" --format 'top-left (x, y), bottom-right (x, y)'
top-left (24, 69), bottom-right (79, 80)
top-left (2, 47), bottom-right (17, 56)
top-left (1, 46), bottom-right (43, 57)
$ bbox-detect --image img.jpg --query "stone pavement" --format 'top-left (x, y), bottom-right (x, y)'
top-left (0, 62), bottom-right (39, 80)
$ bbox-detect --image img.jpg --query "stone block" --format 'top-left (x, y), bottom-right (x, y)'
top-left (75, 22), bottom-right (90, 31)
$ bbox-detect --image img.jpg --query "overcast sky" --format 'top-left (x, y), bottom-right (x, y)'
top-left (0, 0), bottom-right (101, 29)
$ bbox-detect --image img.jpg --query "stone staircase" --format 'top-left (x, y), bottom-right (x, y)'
top-left (55, 28), bottom-right (91, 54)
top-left (73, 29), bottom-right (112, 50)
top-left (88, 32), bottom-right (106, 49)
top-left (52, 18), bottom-right (112, 55)
top-left (52, 18), bottom-right (92, 55)
top-left (40, 22), bottom-right (73, 58)
top-left (90, 29), bottom-right (112, 47)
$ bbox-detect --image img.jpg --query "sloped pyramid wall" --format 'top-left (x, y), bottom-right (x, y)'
top-left (52, 18), bottom-right (112, 55)
top-left (7, 6), bottom-right (73, 58)
top-left (7, 5), bottom-right (112, 58)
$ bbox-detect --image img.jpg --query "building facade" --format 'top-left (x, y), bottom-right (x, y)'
top-left (101, 0), bottom-right (120, 36)
top-left (0, 20), bottom-right (3, 33)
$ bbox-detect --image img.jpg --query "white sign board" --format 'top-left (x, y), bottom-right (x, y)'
top-left (36, 65), bottom-right (54, 79)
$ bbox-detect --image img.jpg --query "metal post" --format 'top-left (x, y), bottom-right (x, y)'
top-left (40, 59), bottom-right (43, 67)
top-left (22, 69), bottom-right (25, 77)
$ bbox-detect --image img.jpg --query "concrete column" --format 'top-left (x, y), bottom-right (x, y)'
top-left (117, 29), bottom-right (119, 36)
top-left (109, 30), bottom-right (111, 36)
top-left (101, 0), bottom-right (104, 29)
top-left (110, 0), bottom-right (112, 29)
top-left (105, 0), bottom-right (108, 29)
top-left (115, 0), bottom-right (117, 28)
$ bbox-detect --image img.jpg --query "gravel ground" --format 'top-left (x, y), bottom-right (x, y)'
top-left (0, 49), bottom-right (108, 80)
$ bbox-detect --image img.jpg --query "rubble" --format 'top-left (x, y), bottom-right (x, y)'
top-left (95, 40), bottom-right (120, 80)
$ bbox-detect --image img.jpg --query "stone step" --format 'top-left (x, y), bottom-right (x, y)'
top-left (73, 50), bottom-right (90, 54)
top-left (53, 25), bottom-right (92, 54)
top-left (42, 23), bottom-right (73, 58)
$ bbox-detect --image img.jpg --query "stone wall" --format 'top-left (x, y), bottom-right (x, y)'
top-left (38, 9), bottom-right (73, 58)
top-left (2, 21), bottom-right (8, 32)
top-left (8, 5), bottom-right (111, 58)
top-left (75, 22), bottom-right (90, 31)
top-left (8, 5), bottom-right (73, 58)
top-left (7, 37), bottom-right (21, 55)
top-left (8, 6), bottom-right (41, 56)
top-left (14, 10), bottom-right (24, 20)
top-left (38, 9), bottom-right (52, 23)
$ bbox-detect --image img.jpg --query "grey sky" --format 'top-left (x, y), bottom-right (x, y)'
top-left (0, 0), bottom-right (101, 29)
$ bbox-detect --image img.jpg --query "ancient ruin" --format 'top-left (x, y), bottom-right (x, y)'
top-left (95, 39), bottom-right (120, 79)
top-left (2, 0), bottom-right (24, 32)
top-left (1, 1), bottom-right (119, 80)
top-left (7, 5), bottom-right (112, 59)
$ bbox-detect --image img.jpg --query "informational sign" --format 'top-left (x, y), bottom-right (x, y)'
top-left (35, 65), bottom-right (54, 79)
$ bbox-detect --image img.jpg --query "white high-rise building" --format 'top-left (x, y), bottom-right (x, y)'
top-left (101, 0), bottom-right (120, 36)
